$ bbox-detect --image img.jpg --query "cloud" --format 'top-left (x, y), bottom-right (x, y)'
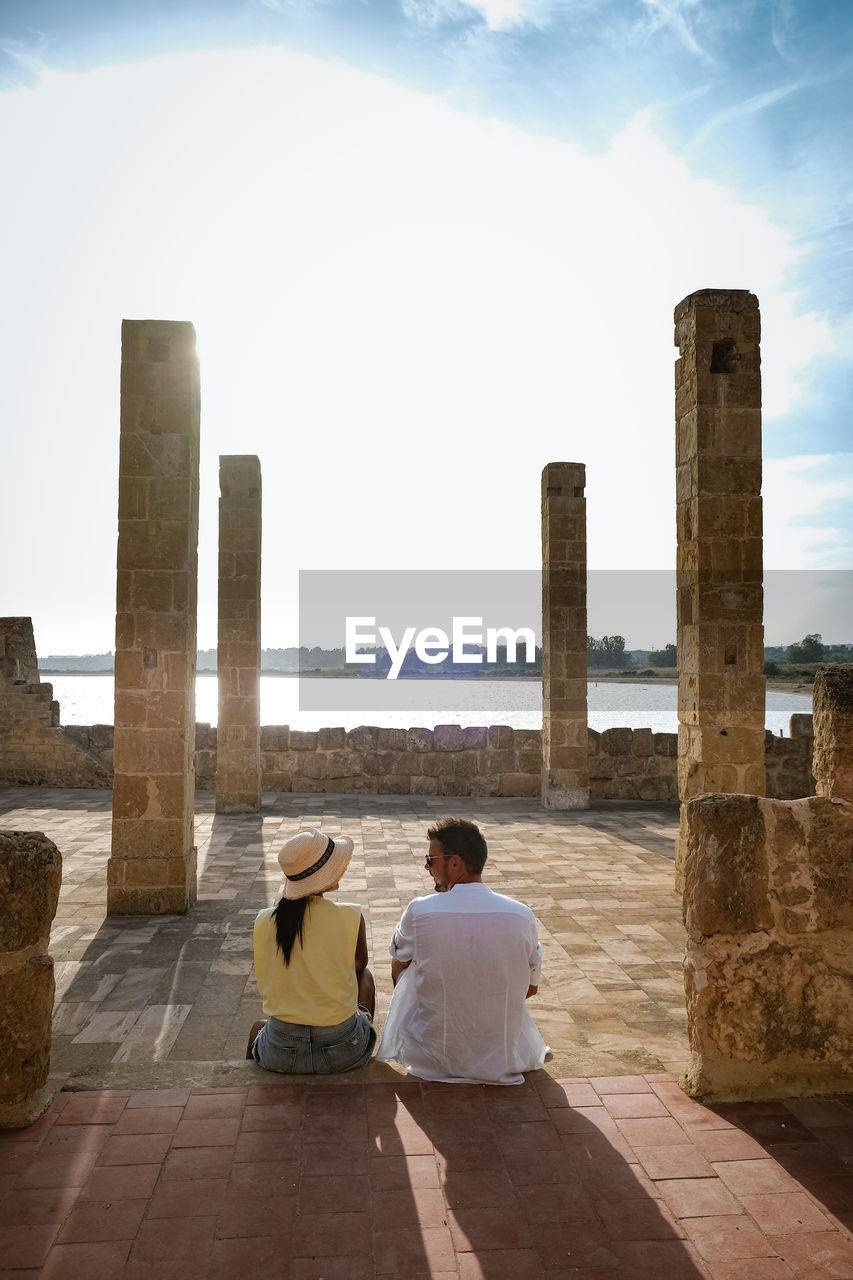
top-left (0, 47), bottom-right (843, 649)
top-left (763, 455), bottom-right (853, 569)
top-left (637, 0), bottom-right (712, 62)
top-left (402, 0), bottom-right (553, 31)
top-left (692, 77), bottom-right (810, 148)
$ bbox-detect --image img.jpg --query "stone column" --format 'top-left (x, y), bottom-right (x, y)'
top-left (0, 832), bottom-right (62, 1127)
top-left (108, 320), bottom-right (200, 915)
top-left (215, 455), bottom-right (262, 813)
top-left (675, 290), bottom-right (765, 885)
top-left (541, 462), bottom-right (589, 809)
top-left (813, 665), bottom-right (853, 801)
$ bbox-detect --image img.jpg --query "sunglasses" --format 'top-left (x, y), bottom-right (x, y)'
top-left (424, 851), bottom-right (456, 868)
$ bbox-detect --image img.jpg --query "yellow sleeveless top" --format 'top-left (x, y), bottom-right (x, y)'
top-left (253, 898), bottom-right (361, 1027)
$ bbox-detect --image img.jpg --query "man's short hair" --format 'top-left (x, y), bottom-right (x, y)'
top-left (427, 817), bottom-right (488, 874)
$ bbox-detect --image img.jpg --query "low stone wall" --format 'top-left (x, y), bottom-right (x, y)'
top-left (35, 715), bottom-right (815, 802)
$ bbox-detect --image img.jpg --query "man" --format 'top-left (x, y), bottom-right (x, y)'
top-left (376, 817), bottom-right (548, 1085)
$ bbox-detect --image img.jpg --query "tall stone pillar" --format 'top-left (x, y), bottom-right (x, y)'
top-left (215, 455), bottom-right (262, 814)
top-left (675, 290), bottom-right (765, 886)
top-left (541, 462), bottom-right (589, 809)
top-left (108, 320), bottom-right (200, 915)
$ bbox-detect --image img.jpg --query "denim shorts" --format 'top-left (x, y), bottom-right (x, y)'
top-left (252, 1010), bottom-right (377, 1075)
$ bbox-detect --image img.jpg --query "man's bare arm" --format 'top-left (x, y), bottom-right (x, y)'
top-left (525, 984), bottom-right (538, 999)
top-left (391, 958), bottom-right (411, 986)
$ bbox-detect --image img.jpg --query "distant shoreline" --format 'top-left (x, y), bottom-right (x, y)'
top-left (39, 669), bottom-right (813, 696)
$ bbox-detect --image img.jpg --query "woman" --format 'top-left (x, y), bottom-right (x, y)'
top-left (247, 828), bottom-right (376, 1073)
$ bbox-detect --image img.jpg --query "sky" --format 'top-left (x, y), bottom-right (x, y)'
top-left (1, 0), bottom-right (851, 654)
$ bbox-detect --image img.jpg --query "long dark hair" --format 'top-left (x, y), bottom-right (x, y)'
top-left (272, 897), bottom-right (311, 965)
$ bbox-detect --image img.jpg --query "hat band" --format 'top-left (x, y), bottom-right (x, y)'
top-left (286, 836), bottom-right (336, 882)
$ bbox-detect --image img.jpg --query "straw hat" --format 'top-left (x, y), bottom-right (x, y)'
top-left (278, 829), bottom-right (354, 900)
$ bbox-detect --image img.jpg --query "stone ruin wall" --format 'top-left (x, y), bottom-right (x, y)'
top-left (682, 666), bottom-right (853, 1101)
top-left (17, 715), bottom-right (815, 803)
top-left (0, 619), bottom-right (111, 789)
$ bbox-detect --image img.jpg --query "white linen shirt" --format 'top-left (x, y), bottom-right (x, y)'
top-left (377, 882), bottom-right (547, 1085)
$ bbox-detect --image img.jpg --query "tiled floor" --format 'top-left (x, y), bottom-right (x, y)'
top-left (0, 788), bottom-right (687, 1088)
top-left (3, 1076), bottom-right (853, 1278)
top-left (2, 787), bottom-right (853, 1277)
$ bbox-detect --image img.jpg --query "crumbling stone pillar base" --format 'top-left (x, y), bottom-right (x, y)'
top-left (682, 666), bottom-right (853, 1100)
top-left (0, 832), bottom-right (62, 1127)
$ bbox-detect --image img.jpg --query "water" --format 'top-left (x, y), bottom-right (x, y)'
top-left (43, 674), bottom-right (812, 735)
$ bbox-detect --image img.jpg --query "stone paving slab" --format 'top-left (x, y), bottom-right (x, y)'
top-left (0, 788), bottom-right (686, 1091)
top-left (2, 1076), bottom-right (853, 1278)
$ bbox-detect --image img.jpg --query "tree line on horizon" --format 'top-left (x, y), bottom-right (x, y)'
top-left (37, 633), bottom-right (853, 675)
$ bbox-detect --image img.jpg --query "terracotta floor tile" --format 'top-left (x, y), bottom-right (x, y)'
top-left (601, 1092), bottom-right (672, 1119)
top-left (590, 1075), bottom-right (654, 1094)
top-left (458, 1247), bottom-right (544, 1278)
top-left (737, 1115), bottom-right (819, 1147)
top-left (228, 1158), bottom-right (299, 1195)
top-left (129, 1214), bottom-right (217, 1261)
top-left (146, 1177), bottom-right (229, 1218)
top-left (432, 1141), bottom-right (499, 1172)
top-left (303, 1141), bottom-right (368, 1177)
top-left (448, 1205), bottom-right (533, 1251)
top-left (298, 1172), bottom-right (371, 1215)
top-left (56, 1198), bottom-right (147, 1243)
top-left (18, 1150), bottom-right (99, 1189)
top-left (215, 1190), bottom-right (296, 1238)
top-left (442, 1168), bottom-right (518, 1210)
top-left (685, 1215), bottom-right (777, 1262)
top-left (632, 1145), bottom-right (730, 1181)
top-left (0, 1222), bottom-right (59, 1268)
top-left (549, 1105), bottom-right (622, 1136)
top-left (125, 1089), bottom-right (190, 1110)
top-left (610, 1238), bottom-right (713, 1278)
top-left (583, 1160), bottom-right (660, 1201)
top-left (371, 1186), bottom-right (449, 1228)
top-left (658, 1177), bottom-right (745, 1217)
top-left (302, 1113), bottom-right (368, 1145)
top-left (77, 1163), bottom-right (160, 1201)
top-left (96, 1134), bottom-right (173, 1167)
top-left (533, 1218), bottom-right (619, 1269)
top-left (712, 1160), bottom-right (799, 1196)
top-left (537, 1079), bottom-right (601, 1108)
top-left (233, 1127), bottom-right (302, 1163)
top-left (40, 1239), bottom-right (132, 1280)
top-left (290, 1256), bottom-right (375, 1280)
top-left (560, 1130), bottom-right (636, 1166)
top-left (740, 1192), bottom-right (833, 1235)
top-left (691, 1130), bottom-right (773, 1163)
top-left (704, 1260), bottom-right (796, 1279)
top-left (369, 1124), bottom-right (434, 1156)
top-left (597, 1196), bottom-right (687, 1240)
top-left (55, 1095), bottom-right (129, 1127)
top-left (161, 1144), bottom-right (235, 1180)
top-left (483, 1092), bottom-right (549, 1124)
top-left (170, 1117), bottom-right (241, 1148)
top-left (238, 1102), bottom-right (304, 1131)
top-left (369, 1153), bottom-right (440, 1190)
top-left (617, 1116), bottom-right (695, 1148)
top-left (288, 1210), bottom-right (371, 1257)
top-left (43, 1126), bottom-right (111, 1157)
top-left (768, 1230), bottom-right (853, 1277)
top-left (373, 1225), bottom-right (456, 1273)
top-left (493, 1120), bottom-right (564, 1154)
top-left (0, 1184), bottom-right (80, 1224)
top-left (207, 1234), bottom-right (295, 1278)
top-left (112, 1107), bottom-right (184, 1135)
top-left (515, 1179), bottom-right (598, 1223)
top-left (783, 1100), bottom-right (853, 1132)
top-left (182, 1093), bottom-right (246, 1120)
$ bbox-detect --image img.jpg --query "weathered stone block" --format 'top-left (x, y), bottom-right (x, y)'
top-left (0, 831), bottom-right (62, 1127)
